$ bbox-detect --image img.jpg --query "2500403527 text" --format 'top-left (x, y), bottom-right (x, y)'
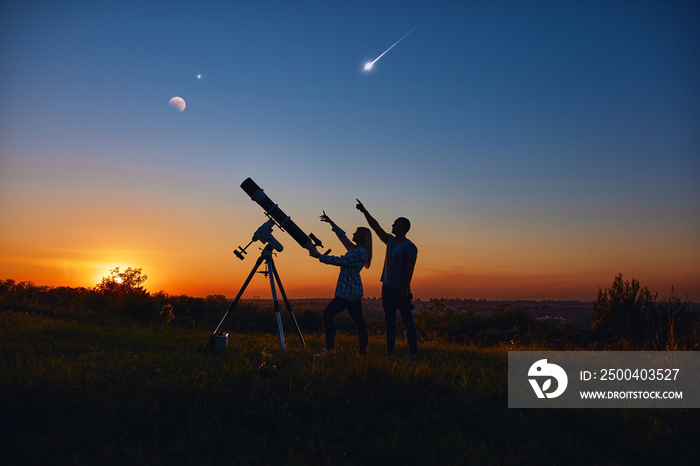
top-left (580, 369), bottom-right (680, 382)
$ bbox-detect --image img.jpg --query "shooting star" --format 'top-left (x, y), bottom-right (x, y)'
top-left (363, 25), bottom-right (417, 71)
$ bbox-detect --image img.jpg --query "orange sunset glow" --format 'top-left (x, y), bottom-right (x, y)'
top-left (2, 156), bottom-right (698, 302)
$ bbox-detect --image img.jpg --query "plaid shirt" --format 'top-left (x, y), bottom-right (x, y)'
top-left (319, 226), bottom-right (368, 302)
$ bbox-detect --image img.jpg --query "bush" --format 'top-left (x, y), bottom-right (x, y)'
top-left (415, 298), bottom-right (460, 339)
top-left (417, 300), bottom-right (539, 346)
top-left (592, 274), bottom-right (698, 349)
top-left (647, 288), bottom-right (699, 350)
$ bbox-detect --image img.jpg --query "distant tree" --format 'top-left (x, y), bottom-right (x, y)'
top-left (96, 267), bottom-right (148, 296)
top-left (592, 274), bottom-right (657, 348)
top-left (95, 267), bottom-right (152, 322)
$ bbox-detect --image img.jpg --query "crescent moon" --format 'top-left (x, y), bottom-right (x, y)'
top-left (169, 96), bottom-right (186, 113)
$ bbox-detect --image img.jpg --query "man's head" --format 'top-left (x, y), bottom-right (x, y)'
top-left (391, 217), bottom-right (411, 238)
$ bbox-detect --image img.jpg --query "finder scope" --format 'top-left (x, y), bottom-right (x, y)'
top-left (240, 178), bottom-right (319, 250)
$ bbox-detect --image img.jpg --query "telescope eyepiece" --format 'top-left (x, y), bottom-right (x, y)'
top-left (309, 233), bottom-right (323, 248)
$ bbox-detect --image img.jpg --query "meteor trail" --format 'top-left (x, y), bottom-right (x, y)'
top-left (363, 25), bottom-right (417, 71)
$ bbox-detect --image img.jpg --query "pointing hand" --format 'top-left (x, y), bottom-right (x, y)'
top-left (320, 210), bottom-right (333, 224)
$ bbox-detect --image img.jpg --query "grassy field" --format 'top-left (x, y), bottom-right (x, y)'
top-left (1, 311), bottom-right (698, 465)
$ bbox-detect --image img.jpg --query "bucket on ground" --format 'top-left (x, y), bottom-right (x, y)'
top-left (213, 332), bottom-right (228, 353)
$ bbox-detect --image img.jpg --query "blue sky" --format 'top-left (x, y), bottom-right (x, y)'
top-left (1, 0), bottom-right (699, 300)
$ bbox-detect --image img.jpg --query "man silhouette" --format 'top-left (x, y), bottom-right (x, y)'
top-left (356, 200), bottom-right (418, 360)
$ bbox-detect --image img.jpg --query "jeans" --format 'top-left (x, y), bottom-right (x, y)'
top-left (322, 297), bottom-right (368, 354)
top-left (382, 285), bottom-right (418, 356)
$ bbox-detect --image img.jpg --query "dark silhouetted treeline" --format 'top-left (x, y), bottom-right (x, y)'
top-left (414, 274), bottom-right (698, 350)
top-left (0, 277), bottom-right (334, 336)
top-left (2, 273), bottom-right (697, 349)
top-left (0, 279), bottom-right (238, 328)
top-left (415, 299), bottom-right (596, 349)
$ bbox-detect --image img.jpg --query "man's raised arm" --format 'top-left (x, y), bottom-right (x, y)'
top-left (356, 199), bottom-right (388, 244)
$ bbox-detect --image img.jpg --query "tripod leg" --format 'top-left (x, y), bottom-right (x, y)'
top-left (265, 257), bottom-right (287, 352)
top-left (269, 258), bottom-right (306, 347)
top-left (211, 254), bottom-right (265, 336)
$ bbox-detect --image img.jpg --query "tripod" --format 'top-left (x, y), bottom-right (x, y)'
top-left (210, 243), bottom-right (306, 352)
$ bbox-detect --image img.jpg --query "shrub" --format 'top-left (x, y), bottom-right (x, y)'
top-left (592, 274), bottom-right (698, 349)
top-left (416, 300), bottom-right (539, 346)
top-left (647, 287), bottom-right (699, 350)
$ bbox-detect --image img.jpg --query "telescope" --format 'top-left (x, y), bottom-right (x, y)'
top-left (238, 177), bottom-right (327, 257)
top-left (204, 177), bottom-right (327, 353)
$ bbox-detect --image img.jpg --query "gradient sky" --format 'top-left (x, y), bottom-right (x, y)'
top-left (2, 0), bottom-right (699, 301)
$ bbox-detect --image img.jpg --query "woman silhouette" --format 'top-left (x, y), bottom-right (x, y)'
top-left (308, 212), bottom-right (372, 356)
